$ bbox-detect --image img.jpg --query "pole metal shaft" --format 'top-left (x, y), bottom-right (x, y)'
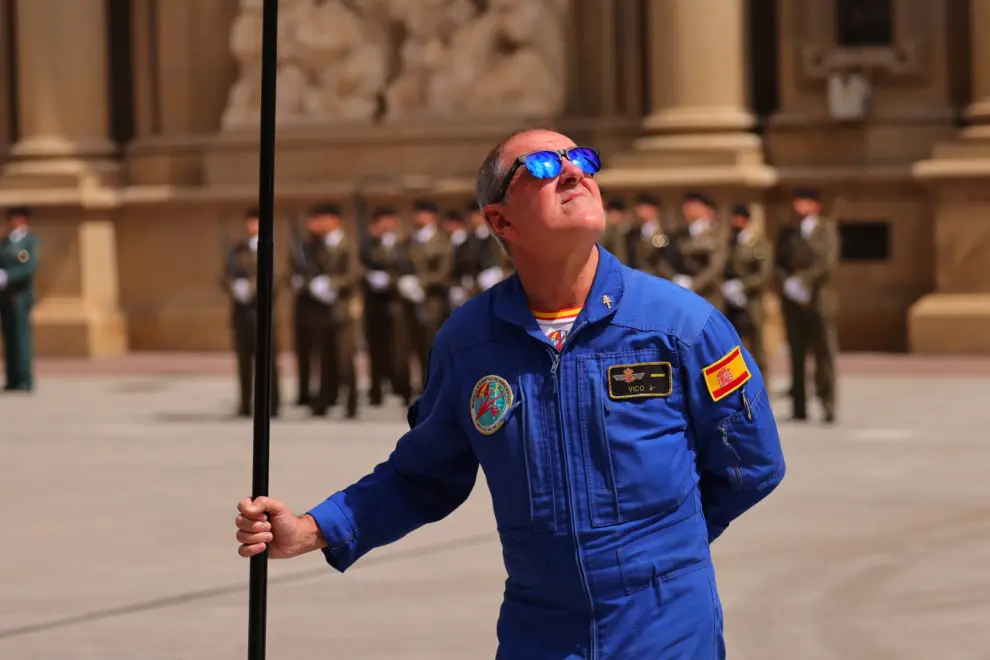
top-left (248, 0), bottom-right (279, 658)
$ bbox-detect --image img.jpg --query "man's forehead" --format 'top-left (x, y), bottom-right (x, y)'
top-left (501, 130), bottom-right (575, 162)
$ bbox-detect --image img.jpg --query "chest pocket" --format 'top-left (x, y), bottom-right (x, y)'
top-left (576, 349), bottom-right (696, 527)
top-left (467, 373), bottom-right (557, 535)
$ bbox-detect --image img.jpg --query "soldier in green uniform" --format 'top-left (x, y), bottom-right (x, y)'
top-left (287, 211), bottom-right (323, 407)
top-left (399, 200), bottom-right (453, 394)
top-left (774, 188), bottom-right (839, 423)
top-left (360, 206), bottom-right (411, 406)
top-left (442, 209), bottom-right (475, 311)
top-left (304, 204), bottom-right (360, 419)
top-left (220, 207), bottom-right (281, 418)
top-left (630, 193), bottom-right (664, 271)
top-left (666, 192), bottom-right (729, 311)
top-left (469, 202), bottom-right (512, 292)
top-left (631, 195), bottom-right (674, 280)
top-left (722, 203), bottom-right (774, 376)
top-left (0, 207), bottom-right (39, 393)
top-left (601, 197), bottom-right (632, 264)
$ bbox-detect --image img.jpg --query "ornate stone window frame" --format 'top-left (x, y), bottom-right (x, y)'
top-left (796, 0), bottom-right (925, 86)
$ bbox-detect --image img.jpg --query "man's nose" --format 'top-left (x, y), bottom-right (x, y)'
top-left (559, 158), bottom-right (584, 185)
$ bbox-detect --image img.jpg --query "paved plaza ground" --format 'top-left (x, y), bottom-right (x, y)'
top-left (2, 353), bottom-right (989, 659)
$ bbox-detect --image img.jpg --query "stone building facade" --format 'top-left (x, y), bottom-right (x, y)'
top-left (0, 0), bottom-right (986, 357)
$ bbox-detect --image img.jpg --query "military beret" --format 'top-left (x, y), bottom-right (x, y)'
top-left (793, 187), bottom-right (820, 201)
top-left (730, 203), bottom-right (751, 218)
top-left (633, 193), bottom-right (660, 207)
top-left (683, 191), bottom-right (716, 208)
top-left (444, 209), bottom-right (464, 222)
top-left (310, 202), bottom-right (343, 217)
top-left (244, 207), bottom-right (259, 219)
top-left (4, 206), bottom-right (31, 220)
top-left (605, 197), bottom-right (627, 212)
top-left (413, 200), bottom-right (440, 213)
top-left (372, 205), bottom-right (398, 219)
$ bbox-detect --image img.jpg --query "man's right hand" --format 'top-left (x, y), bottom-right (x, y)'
top-left (235, 497), bottom-right (327, 559)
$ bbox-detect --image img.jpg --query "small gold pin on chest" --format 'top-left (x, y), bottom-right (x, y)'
top-left (602, 295), bottom-right (612, 309)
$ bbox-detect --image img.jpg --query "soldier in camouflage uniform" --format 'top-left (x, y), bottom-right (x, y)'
top-left (398, 200), bottom-right (453, 394)
top-left (601, 197), bottom-right (632, 265)
top-left (287, 211), bottom-right (323, 407)
top-left (665, 192), bottom-right (729, 311)
top-left (360, 206), bottom-right (412, 406)
top-left (775, 188), bottom-right (839, 424)
top-left (304, 203), bottom-right (360, 419)
top-left (722, 203), bottom-right (774, 376)
top-left (220, 207), bottom-right (280, 418)
top-left (631, 194), bottom-right (674, 280)
top-left (442, 209), bottom-right (475, 311)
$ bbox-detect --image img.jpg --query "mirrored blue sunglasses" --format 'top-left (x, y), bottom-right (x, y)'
top-left (494, 146), bottom-right (602, 202)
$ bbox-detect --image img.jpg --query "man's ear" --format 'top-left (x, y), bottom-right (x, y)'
top-left (484, 206), bottom-right (513, 241)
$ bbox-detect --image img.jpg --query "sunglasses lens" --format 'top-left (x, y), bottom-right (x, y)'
top-left (524, 151), bottom-right (563, 179)
top-left (568, 147), bottom-right (601, 175)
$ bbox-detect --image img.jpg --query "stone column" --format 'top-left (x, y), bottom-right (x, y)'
top-left (3, 0), bottom-right (119, 186)
top-left (643, 0), bottom-right (754, 134)
top-left (0, 0), bottom-right (11, 161)
top-left (963, 0), bottom-right (990, 135)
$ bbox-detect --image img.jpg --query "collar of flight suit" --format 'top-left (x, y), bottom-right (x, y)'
top-left (493, 243), bottom-right (624, 346)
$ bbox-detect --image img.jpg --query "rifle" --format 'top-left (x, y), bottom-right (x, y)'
top-left (218, 217), bottom-right (247, 285)
top-left (288, 213), bottom-right (318, 278)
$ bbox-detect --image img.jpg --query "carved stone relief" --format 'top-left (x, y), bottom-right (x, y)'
top-left (221, 0), bottom-right (571, 129)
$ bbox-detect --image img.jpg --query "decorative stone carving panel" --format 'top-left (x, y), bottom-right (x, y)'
top-left (793, 0), bottom-right (928, 89)
top-left (221, 0), bottom-right (572, 129)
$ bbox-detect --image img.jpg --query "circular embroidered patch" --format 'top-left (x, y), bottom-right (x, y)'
top-left (469, 375), bottom-right (513, 435)
top-left (17, 250), bottom-right (28, 263)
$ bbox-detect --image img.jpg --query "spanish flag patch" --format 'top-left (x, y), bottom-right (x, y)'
top-left (703, 345), bottom-right (751, 402)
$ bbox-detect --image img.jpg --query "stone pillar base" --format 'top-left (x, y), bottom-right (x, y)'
top-left (32, 297), bottom-right (128, 357)
top-left (908, 294), bottom-right (990, 354)
top-left (600, 132), bottom-right (776, 185)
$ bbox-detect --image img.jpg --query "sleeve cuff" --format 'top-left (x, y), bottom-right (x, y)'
top-left (307, 494), bottom-right (358, 572)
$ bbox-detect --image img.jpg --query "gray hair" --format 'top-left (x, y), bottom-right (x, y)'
top-left (475, 126), bottom-right (557, 258)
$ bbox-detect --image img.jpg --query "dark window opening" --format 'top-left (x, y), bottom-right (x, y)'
top-left (3, 0), bottom-right (17, 143)
top-left (839, 221), bottom-right (891, 261)
top-left (748, 0), bottom-right (779, 126)
top-left (836, 0), bottom-right (893, 47)
top-left (106, 0), bottom-right (134, 146)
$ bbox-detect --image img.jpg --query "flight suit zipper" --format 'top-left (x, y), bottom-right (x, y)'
top-left (549, 320), bottom-right (598, 659)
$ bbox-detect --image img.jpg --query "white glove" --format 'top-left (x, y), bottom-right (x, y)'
top-left (0, 269), bottom-right (7, 290)
top-left (672, 274), bottom-right (693, 290)
top-left (449, 286), bottom-right (467, 307)
top-left (460, 275), bottom-right (475, 291)
top-left (477, 267), bottom-right (504, 291)
top-left (365, 269), bottom-right (390, 292)
top-left (784, 276), bottom-right (811, 304)
top-left (290, 274), bottom-right (304, 292)
top-left (722, 279), bottom-right (747, 308)
top-left (231, 278), bottom-right (253, 303)
top-left (308, 274), bottom-right (337, 304)
top-left (397, 274), bottom-right (425, 303)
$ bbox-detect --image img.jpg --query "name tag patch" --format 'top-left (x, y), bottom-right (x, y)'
top-left (607, 362), bottom-right (672, 400)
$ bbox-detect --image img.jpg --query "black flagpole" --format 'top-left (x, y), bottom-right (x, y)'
top-left (248, 0), bottom-right (279, 659)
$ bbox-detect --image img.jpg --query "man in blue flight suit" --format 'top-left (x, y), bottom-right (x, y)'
top-left (235, 129), bottom-right (786, 659)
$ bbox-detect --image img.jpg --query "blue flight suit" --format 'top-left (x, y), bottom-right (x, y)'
top-left (308, 246), bottom-right (786, 659)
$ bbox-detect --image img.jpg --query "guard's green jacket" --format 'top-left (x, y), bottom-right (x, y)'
top-left (0, 228), bottom-right (40, 389)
